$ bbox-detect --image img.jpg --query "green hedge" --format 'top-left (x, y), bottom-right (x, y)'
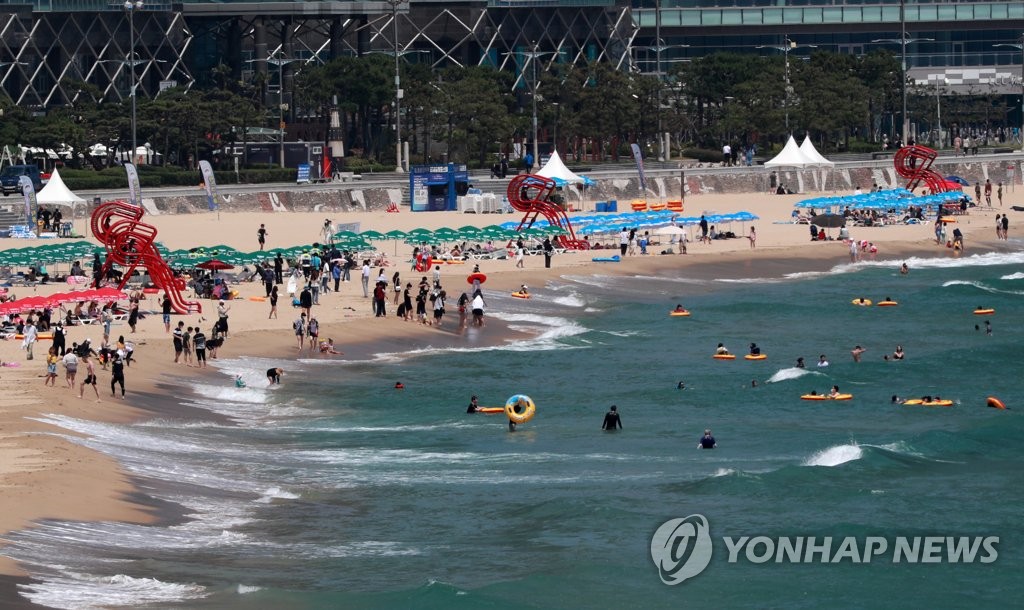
top-left (680, 148), bottom-right (725, 163)
top-left (60, 167), bottom-right (299, 190)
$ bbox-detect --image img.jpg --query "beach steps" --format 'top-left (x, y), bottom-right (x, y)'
top-left (0, 206), bottom-right (24, 233)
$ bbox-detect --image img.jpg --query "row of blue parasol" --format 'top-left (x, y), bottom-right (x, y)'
top-left (796, 189), bottom-right (971, 212)
top-left (497, 210), bottom-right (759, 236)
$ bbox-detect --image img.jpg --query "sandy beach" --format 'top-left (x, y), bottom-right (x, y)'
top-left (0, 188), bottom-right (1015, 583)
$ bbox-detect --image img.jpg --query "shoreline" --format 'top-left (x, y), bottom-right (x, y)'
top-left (0, 193), bottom-right (1017, 590)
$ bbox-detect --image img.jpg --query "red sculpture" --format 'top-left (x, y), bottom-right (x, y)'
top-left (894, 145), bottom-right (951, 194)
top-left (91, 200), bottom-right (201, 314)
top-left (506, 174), bottom-right (589, 250)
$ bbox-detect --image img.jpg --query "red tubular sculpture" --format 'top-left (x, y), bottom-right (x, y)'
top-left (91, 200), bottom-right (201, 314)
top-left (506, 174), bottom-right (590, 250)
top-left (893, 145), bottom-right (950, 194)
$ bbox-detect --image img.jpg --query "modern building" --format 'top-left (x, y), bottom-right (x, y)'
top-left (0, 1), bottom-right (1020, 116)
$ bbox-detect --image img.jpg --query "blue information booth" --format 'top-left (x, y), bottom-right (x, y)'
top-left (410, 163), bottom-right (469, 211)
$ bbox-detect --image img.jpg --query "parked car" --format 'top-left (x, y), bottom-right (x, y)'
top-left (0, 164), bottom-right (44, 196)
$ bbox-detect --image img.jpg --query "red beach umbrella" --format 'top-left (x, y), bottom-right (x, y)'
top-left (196, 259), bottom-right (235, 271)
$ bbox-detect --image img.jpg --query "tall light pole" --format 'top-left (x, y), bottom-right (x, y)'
top-left (266, 51), bottom-right (298, 168)
top-left (521, 44), bottom-right (554, 172)
top-left (994, 33), bottom-right (1024, 151)
top-left (124, 0), bottom-right (143, 164)
top-left (386, 0), bottom-right (404, 171)
top-left (873, 4), bottom-right (932, 146)
top-left (757, 36), bottom-right (816, 133)
top-left (934, 76), bottom-right (946, 148)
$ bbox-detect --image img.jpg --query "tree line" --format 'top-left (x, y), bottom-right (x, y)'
top-left (0, 50), bottom-right (1013, 170)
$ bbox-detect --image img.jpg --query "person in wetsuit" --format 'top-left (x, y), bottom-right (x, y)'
top-left (602, 405), bottom-right (622, 430)
top-left (698, 429), bottom-right (717, 449)
top-left (467, 395), bottom-right (482, 413)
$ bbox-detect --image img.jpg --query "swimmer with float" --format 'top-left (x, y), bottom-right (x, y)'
top-left (467, 395), bottom-right (482, 413)
top-left (715, 343), bottom-right (730, 355)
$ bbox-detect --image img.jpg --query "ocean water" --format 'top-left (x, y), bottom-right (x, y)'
top-left (5, 249), bottom-right (1024, 609)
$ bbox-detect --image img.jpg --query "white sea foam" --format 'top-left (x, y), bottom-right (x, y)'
top-left (237, 584), bottom-right (263, 594)
top-left (766, 367), bottom-right (822, 383)
top-left (18, 573), bottom-right (206, 609)
top-left (942, 279), bottom-right (1024, 296)
top-left (255, 486), bottom-right (300, 503)
top-left (803, 444), bottom-right (863, 467)
top-left (712, 468), bottom-right (735, 477)
top-left (1001, 271), bottom-right (1024, 280)
top-left (773, 250), bottom-right (1024, 282)
top-left (550, 292), bottom-right (587, 307)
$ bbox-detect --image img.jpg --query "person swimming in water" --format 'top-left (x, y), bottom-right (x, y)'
top-left (829, 385), bottom-right (840, 398)
top-left (893, 345), bottom-right (905, 360)
top-left (900, 262), bottom-right (909, 275)
top-left (677, 381), bottom-right (686, 390)
top-left (698, 429), bottom-right (717, 449)
top-left (466, 395), bottom-right (482, 413)
top-left (795, 357), bottom-right (805, 368)
top-left (601, 405), bottom-right (622, 431)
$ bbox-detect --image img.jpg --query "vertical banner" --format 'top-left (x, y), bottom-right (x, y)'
top-left (198, 160), bottom-right (218, 211)
top-left (631, 143), bottom-right (647, 194)
top-left (124, 162), bottom-right (141, 207)
top-left (19, 176), bottom-right (36, 231)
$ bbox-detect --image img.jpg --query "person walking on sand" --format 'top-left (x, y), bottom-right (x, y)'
top-left (294, 313), bottom-right (306, 350)
top-left (274, 251), bottom-right (284, 285)
top-left (1001, 214), bottom-right (1008, 241)
top-left (62, 348), bottom-right (79, 388)
top-left (173, 320), bottom-right (184, 363)
top-left (257, 223), bottom-right (268, 250)
top-left (307, 316), bottom-right (319, 352)
top-left (44, 347), bottom-right (59, 386)
top-left (269, 285), bottom-right (279, 319)
top-left (193, 328), bottom-right (207, 368)
top-left (110, 352), bottom-right (126, 399)
top-left (543, 237), bottom-right (553, 268)
top-left (997, 182), bottom-right (1003, 207)
top-left (602, 405), bottom-right (622, 431)
top-left (361, 260), bottom-right (371, 298)
top-left (851, 345), bottom-right (866, 362)
top-left (162, 293), bottom-right (172, 333)
top-left (984, 179), bottom-right (992, 206)
top-left (515, 242), bottom-right (525, 268)
top-left (79, 355), bottom-right (100, 402)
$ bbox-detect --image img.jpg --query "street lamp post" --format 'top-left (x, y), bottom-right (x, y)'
top-left (757, 36), bottom-right (817, 133)
top-left (934, 77), bottom-right (946, 148)
top-left (386, 0), bottom-right (405, 172)
top-left (994, 33), bottom-right (1024, 151)
top-left (124, 0), bottom-right (143, 164)
top-left (873, 3), bottom-right (933, 146)
top-left (265, 52), bottom-right (298, 168)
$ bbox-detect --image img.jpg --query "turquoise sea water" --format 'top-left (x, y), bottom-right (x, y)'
top-left (5, 249), bottom-right (1024, 609)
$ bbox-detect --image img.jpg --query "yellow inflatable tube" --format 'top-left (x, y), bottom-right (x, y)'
top-left (712, 354), bottom-right (736, 360)
top-left (505, 394), bottom-right (536, 424)
top-left (744, 354), bottom-right (767, 360)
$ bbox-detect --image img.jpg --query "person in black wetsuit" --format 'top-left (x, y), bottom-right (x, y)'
top-left (466, 395), bottom-right (481, 413)
top-left (602, 405), bottom-right (622, 430)
top-left (266, 367), bottom-right (283, 384)
top-left (698, 429), bottom-right (716, 449)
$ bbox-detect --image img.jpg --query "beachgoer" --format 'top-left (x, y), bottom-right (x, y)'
top-left (830, 385), bottom-right (840, 398)
top-left (471, 291), bottom-right (485, 327)
top-left (715, 343), bottom-right (729, 355)
top-left (235, 375), bottom-right (246, 388)
top-left (985, 320), bottom-right (992, 336)
top-left (817, 354), bottom-right (829, 367)
top-left (698, 429), bottom-right (716, 449)
top-left (173, 320), bottom-right (184, 363)
top-left (748, 226), bottom-right (756, 248)
top-left (677, 381), bottom-right (686, 390)
top-left (900, 262), bottom-right (909, 275)
top-left (110, 353), bottom-right (126, 399)
top-left (267, 367), bottom-right (283, 385)
top-left (44, 347), bottom-right (59, 386)
top-left (795, 357), bottom-right (805, 368)
top-left (79, 355), bottom-right (99, 401)
top-left (257, 223), bottom-right (268, 250)
top-left (851, 345), bottom-right (866, 362)
top-left (62, 349), bottom-right (79, 388)
top-left (162, 293), bottom-right (172, 333)
top-left (217, 300), bottom-right (231, 337)
top-left (319, 338), bottom-right (341, 355)
top-left (193, 329), bottom-right (207, 368)
top-left (269, 285), bottom-right (278, 319)
top-left (748, 343), bottom-right (761, 356)
top-left (293, 313), bottom-right (306, 350)
top-left (307, 317), bottom-right (320, 352)
top-left (893, 345), bottom-right (905, 360)
top-left (467, 395), bottom-right (482, 413)
top-left (602, 405), bottom-right (622, 430)
top-left (673, 304), bottom-right (686, 313)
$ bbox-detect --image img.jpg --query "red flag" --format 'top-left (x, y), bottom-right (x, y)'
top-left (323, 150), bottom-right (332, 180)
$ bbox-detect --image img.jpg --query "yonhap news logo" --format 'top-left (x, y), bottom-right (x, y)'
top-left (651, 515), bottom-right (999, 585)
top-left (650, 514), bottom-right (714, 585)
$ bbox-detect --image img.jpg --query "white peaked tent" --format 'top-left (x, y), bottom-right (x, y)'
top-left (36, 168), bottom-right (85, 211)
top-left (536, 150), bottom-right (586, 184)
top-left (764, 135), bottom-right (814, 168)
top-left (799, 136), bottom-right (834, 167)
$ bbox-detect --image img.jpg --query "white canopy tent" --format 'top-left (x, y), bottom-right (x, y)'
top-left (35, 168), bottom-right (86, 221)
top-left (799, 136), bottom-right (834, 167)
top-left (764, 135), bottom-right (815, 168)
top-left (536, 150), bottom-right (587, 184)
